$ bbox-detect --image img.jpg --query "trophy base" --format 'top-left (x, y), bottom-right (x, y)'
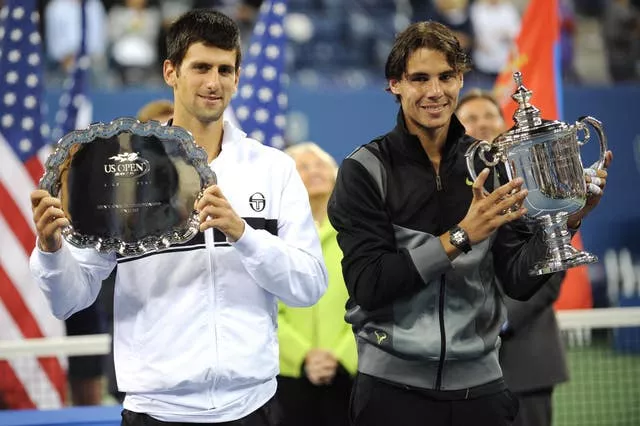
top-left (528, 213), bottom-right (598, 276)
top-left (529, 246), bottom-right (598, 276)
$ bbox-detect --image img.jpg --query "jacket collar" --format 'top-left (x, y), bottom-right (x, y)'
top-left (166, 118), bottom-right (246, 148)
top-left (388, 108), bottom-right (467, 164)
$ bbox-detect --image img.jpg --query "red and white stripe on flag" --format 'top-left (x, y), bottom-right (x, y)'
top-left (0, 0), bottom-right (67, 408)
top-left (0, 138), bottom-right (66, 409)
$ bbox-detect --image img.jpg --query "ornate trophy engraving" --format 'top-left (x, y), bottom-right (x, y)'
top-left (465, 72), bottom-right (608, 276)
top-left (39, 117), bottom-right (216, 256)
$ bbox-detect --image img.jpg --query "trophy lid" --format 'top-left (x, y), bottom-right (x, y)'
top-left (493, 71), bottom-right (569, 149)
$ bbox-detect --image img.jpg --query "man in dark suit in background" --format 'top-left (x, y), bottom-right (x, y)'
top-left (456, 90), bottom-right (569, 426)
top-left (498, 273), bottom-right (568, 426)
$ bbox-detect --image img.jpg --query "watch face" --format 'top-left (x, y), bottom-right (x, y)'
top-left (452, 231), bottom-right (464, 245)
top-left (450, 227), bottom-right (470, 253)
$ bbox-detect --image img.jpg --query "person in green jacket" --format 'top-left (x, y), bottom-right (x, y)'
top-left (277, 142), bottom-right (357, 426)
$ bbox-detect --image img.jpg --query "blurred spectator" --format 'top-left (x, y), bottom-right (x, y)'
top-left (136, 98), bottom-right (174, 122)
top-left (192, 0), bottom-right (237, 16)
top-left (456, 89), bottom-right (504, 142)
top-left (574, 0), bottom-right (606, 17)
top-left (236, 0), bottom-right (262, 24)
top-left (192, 1), bottom-right (262, 51)
top-left (410, 0), bottom-right (435, 23)
top-left (277, 142), bottom-right (357, 426)
top-left (469, 0), bottom-right (520, 83)
top-left (156, 1), bottom-right (193, 67)
top-left (234, 0), bottom-right (263, 51)
top-left (346, 0), bottom-right (409, 73)
top-left (44, 0), bottom-right (108, 81)
top-left (192, 0), bottom-right (262, 18)
top-left (559, 0), bottom-right (580, 83)
top-left (602, 0), bottom-right (640, 82)
top-left (425, 0), bottom-right (474, 54)
top-left (108, 0), bottom-right (162, 85)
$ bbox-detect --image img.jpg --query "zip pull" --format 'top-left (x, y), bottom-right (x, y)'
top-left (436, 174), bottom-right (442, 191)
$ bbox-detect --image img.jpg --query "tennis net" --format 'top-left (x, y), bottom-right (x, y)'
top-left (554, 307), bottom-right (640, 426)
top-left (0, 308), bottom-right (639, 423)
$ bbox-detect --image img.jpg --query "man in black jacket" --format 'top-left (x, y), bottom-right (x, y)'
top-left (327, 21), bottom-right (610, 426)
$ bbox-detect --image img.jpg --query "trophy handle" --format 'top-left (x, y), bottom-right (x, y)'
top-left (465, 139), bottom-right (500, 182)
top-left (576, 116), bottom-right (608, 171)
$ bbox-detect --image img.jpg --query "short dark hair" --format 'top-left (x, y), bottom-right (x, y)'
top-left (166, 9), bottom-right (242, 71)
top-left (456, 89), bottom-right (503, 119)
top-left (385, 21), bottom-right (471, 84)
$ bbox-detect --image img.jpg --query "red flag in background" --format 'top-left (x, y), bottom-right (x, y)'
top-left (555, 233), bottom-right (593, 310)
top-left (494, 0), bottom-right (561, 121)
top-left (493, 0), bottom-right (592, 310)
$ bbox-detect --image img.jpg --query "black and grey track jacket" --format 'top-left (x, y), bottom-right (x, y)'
top-left (327, 110), bottom-right (551, 391)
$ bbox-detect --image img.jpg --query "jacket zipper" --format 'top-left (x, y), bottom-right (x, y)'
top-left (434, 161), bottom-right (445, 387)
top-left (208, 231), bottom-right (219, 408)
top-left (435, 274), bottom-right (446, 389)
top-left (429, 157), bottom-right (442, 192)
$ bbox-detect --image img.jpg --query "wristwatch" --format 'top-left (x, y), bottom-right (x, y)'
top-left (449, 225), bottom-right (472, 254)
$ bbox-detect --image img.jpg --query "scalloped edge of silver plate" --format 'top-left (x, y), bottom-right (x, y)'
top-left (39, 117), bottom-right (216, 256)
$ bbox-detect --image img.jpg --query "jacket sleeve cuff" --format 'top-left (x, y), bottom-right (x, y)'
top-left (33, 241), bottom-right (69, 275)
top-left (407, 238), bottom-right (452, 284)
top-left (230, 221), bottom-right (259, 256)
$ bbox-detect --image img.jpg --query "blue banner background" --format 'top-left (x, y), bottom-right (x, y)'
top-left (44, 84), bottom-right (640, 307)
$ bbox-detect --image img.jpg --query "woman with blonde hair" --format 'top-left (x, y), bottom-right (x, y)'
top-left (277, 142), bottom-right (356, 426)
top-left (136, 99), bottom-right (174, 123)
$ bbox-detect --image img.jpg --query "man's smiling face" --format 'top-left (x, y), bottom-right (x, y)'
top-left (388, 48), bottom-right (464, 134)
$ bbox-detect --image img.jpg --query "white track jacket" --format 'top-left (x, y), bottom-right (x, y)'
top-left (30, 120), bottom-right (328, 422)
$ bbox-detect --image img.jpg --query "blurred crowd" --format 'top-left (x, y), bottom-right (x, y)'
top-left (11, 0), bottom-right (637, 89)
top-left (37, 0), bottom-right (261, 88)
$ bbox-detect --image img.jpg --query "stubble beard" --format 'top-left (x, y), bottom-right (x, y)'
top-left (196, 106), bottom-right (225, 125)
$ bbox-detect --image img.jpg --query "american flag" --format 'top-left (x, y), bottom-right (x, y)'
top-left (50, 0), bottom-right (92, 142)
top-left (231, 0), bottom-right (288, 149)
top-left (0, 0), bottom-right (66, 408)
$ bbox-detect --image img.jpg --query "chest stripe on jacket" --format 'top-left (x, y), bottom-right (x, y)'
top-left (116, 217), bottom-right (278, 263)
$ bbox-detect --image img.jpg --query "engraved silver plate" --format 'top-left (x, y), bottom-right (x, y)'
top-left (39, 117), bottom-right (216, 256)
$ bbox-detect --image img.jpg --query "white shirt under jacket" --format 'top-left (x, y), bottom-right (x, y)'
top-left (30, 120), bottom-right (328, 423)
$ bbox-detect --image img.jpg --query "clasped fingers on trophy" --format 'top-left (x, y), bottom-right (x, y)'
top-left (584, 167), bottom-right (607, 197)
top-left (461, 170), bottom-right (528, 244)
top-left (569, 150), bottom-right (613, 227)
top-left (584, 150), bottom-right (612, 198)
top-left (195, 185), bottom-right (245, 242)
top-left (30, 189), bottom-right (69, 252)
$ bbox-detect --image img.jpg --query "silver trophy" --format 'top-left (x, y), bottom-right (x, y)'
top-left (39, 117), bottom-right (216, 256)
top-left (465, 72), bottom-right (608, 276)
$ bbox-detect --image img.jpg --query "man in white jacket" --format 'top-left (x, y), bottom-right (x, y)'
top-left (29, 9), bottom-right (327, 425)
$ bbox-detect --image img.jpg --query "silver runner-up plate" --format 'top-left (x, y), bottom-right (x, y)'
top-left (39, 117), bottom-right (216, 256)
